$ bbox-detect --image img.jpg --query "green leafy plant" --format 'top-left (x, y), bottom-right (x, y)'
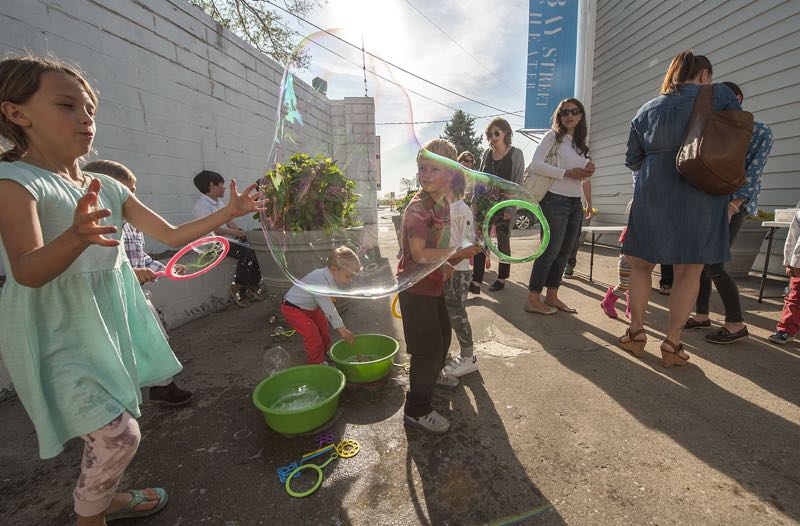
top-left (257, 153), bottom-right (360, 231)
top-left (395, 191), bottom-right (416, 214)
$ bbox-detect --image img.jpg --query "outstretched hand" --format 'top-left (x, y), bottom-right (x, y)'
top-left (226, 179), bottom-right (266, 218)
top-left (71, 178), bottom-right (119, 247)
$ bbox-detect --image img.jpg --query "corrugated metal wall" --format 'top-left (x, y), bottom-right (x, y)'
top-left (589, 0), bottom-right (800, 234)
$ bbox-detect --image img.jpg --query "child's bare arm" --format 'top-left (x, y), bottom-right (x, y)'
top-left (337, 326), bottom-right (355, 345)
top-left (125, 179), bottom-right (263, 247)
top-left (408, 236), bottom-right (479, 264)
top-left (0, 179), bottom-right (118, 288)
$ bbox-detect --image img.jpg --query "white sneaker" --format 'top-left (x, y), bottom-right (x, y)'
top-left (434, 370), bottom-right (459, 390)
top-left (404, 410), bottom-right (451, 434)
top-left (443, 355), bottom-right (478, 377)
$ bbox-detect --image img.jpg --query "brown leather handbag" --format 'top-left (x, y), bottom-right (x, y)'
top-left (676, 84), bottom-right (753, 195)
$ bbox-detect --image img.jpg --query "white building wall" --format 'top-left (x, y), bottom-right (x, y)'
top-left (589, 0), bottom-right (800, 270)
top-left (0, 0), bottom-right (379, 390)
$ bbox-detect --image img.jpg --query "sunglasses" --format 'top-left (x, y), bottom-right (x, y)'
top-left (487, 130), bottom-right (502, 138)
top-left (559, 108), bottom-right (582, 118)
top-left (461, 158), bottom-right (475, 165)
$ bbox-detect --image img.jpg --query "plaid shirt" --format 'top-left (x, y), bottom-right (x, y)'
top-left (122, 223), bottom-right (166, 272)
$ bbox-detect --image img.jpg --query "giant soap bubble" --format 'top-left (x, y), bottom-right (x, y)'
top-left (257, 29), bottom-right (548, 298)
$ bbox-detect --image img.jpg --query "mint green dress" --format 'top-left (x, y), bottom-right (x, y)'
top-left (0, 162), bottom-right (182, 459)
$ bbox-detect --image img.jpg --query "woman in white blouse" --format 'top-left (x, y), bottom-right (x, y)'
top-left (525, 99), bottom-right (594, 314)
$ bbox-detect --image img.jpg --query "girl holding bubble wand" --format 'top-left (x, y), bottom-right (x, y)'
top-left (0, 55), bottom-right (263, 525)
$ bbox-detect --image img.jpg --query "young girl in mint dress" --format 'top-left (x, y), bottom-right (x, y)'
top-left (0, 55), bottom-right (262, 525)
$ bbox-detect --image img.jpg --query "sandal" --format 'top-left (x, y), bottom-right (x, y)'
top-left (660, 339), bottom-right (690, 368)
top-left (106, 488), bottom-right (169, 522)
top-left (618, 328), bottom-right (646, 358)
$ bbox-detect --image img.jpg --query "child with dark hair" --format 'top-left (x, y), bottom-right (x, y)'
top-left (442, 165), bottom-right (478, 377)
top-left (193, 169), bottom-right (262, 306)
top-left (84, 159), bottom-right (192, 407)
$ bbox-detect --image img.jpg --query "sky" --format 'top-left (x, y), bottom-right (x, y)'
top-left (279, 0), bottom-right (536, 195)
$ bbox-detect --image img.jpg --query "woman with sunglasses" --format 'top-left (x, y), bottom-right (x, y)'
top-left (470, 118), bottom-right (525, 294)
top-left (525, 99), bottom-right (594, 315)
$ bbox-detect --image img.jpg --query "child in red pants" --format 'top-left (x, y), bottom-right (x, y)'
top-left (769, 211), bottom-right (800, 344)
top-left (281, 247), bottom-right (359, 363)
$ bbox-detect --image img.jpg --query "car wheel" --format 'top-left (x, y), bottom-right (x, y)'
top-left (515, 210), bottom-right (532, 229)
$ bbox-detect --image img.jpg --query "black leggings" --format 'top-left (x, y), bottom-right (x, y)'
top-left (228, 243), bottom-right (261, 289)
top-left (695, 209), bottom-right (746, 322)
top-left (473, 218), bottom-right (511, 281)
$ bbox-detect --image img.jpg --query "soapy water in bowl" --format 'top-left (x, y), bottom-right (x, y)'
top-left (270, 384), bottom-right (329, 412)
top-left (345, 354), bottom-right (383, 363)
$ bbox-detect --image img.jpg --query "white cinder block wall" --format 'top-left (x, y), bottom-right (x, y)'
top-left (0, 0), bottom-right (378, 391)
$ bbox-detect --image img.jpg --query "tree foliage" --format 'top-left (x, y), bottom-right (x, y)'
top-left (189, 0), bottom-right (325, 68)
top-left (399, 177), bottom-right (417, 193)
top-left (440, 110), bottom-right (484, 163)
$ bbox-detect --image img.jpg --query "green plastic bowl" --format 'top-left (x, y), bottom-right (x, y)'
top-left (328, 334), bottom-right (399, 383)
top-left (252, 365), bottom-right (345, 435)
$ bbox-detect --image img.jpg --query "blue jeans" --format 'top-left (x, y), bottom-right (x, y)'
top-left (528, 192), bottom-right (583, 292)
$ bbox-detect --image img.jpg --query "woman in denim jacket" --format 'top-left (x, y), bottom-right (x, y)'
top-left (619, 51), bottom-right (742, 367)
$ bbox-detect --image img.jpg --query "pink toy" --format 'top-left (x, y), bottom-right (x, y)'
top-left (154, 236), bottom-right (230, 280)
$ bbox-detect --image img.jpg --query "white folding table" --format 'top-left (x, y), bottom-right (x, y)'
top-left (581, 226), bottom-right (626, 282)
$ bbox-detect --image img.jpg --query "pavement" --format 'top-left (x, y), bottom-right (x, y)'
top-left (1, 215), bottom-right (799, 525)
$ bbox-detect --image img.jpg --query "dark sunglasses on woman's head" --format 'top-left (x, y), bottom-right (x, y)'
top-left (559, 108), bottom-right (582, 117)
top-left (487, 130), bottom-right (502, 138)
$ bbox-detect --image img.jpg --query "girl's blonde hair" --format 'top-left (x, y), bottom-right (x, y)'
top-left (83, 159), bottom-right (135, 184)
top-left (417, 138), bottom-right (458, 162)
top-left (0, 54), bottom-right (98, 162)
top-left (328, 246), bottom-right (361, 274)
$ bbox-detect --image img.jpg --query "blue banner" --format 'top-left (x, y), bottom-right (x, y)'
top-left (524, 0), bottom-right (579, 130)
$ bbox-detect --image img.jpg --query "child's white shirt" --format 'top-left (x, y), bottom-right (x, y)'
top-left (784, 210), bottom-right (800, 268)
top-left (450, 199), bottom-right (475, 272)
top-left (283, 267), bottom-right (344, 328)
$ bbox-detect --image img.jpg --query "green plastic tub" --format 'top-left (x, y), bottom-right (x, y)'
top-left (328, 334), bottom-right (399, 383)
top-left (252, 365), bottom-right (345, 434)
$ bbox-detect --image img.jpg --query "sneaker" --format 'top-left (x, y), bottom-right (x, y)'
top-left (705, 326), bottom-right (749, 345)
top-left (443, 355), bottom-right (478, 377)
top-left (488, 280), bottom-right (505, 291)
top-left (149, 382), bottom-right (192, 406)
top-left (684, 317), bottom-right (712, 330)
top-left (404, 410), bottom-right (450, 434)
top-left (229, 283), bottom-right (249, 307)
top-left (563, 265), bottom-right (575, 278)
top-left (468, 281), bottom-right (481, 294)
top-left (434, 370), bottom-right (459, 390)
top-left (768, 331), bottom-right (793, 345)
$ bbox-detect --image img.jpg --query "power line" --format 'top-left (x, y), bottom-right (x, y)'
top-left (263, 0), bottom-right (519, 115)
top-left (376, 110), bottom-right (525, 126)
top-left (402, 0), bottom-right (524, 99)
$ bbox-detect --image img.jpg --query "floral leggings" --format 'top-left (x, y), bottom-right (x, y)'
top-left (73, 412), bottom-right (141, 517)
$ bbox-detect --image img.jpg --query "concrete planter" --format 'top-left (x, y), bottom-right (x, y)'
top-left (728, 220), bottom-right (768, 279)
top-left (249, 228), bottom-right (364, 310)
